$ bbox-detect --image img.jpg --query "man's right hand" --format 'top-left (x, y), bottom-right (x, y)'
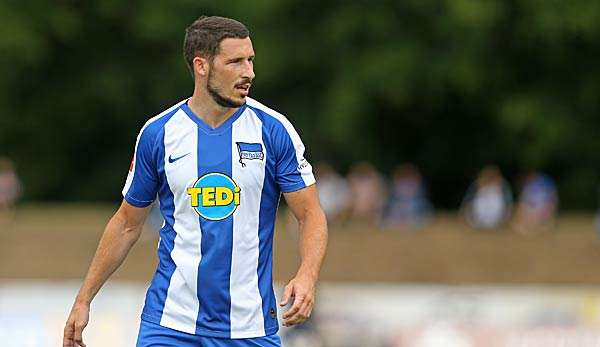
top-left (63, 302), bottom-right (90, 347)
top-left (61, 201), bottom-right (148, 347)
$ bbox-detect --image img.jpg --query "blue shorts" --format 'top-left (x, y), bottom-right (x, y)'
top-left (136, 319), bottom-right (282, 347)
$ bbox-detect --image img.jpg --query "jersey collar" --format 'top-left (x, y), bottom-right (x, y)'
top-left (180, 100), bottom-right (247, 135)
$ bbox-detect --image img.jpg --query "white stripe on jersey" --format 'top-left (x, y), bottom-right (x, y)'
top-left (229, 109), bottom-right (267, 338)
top-left (245, 97), bottom-right (315, 187)
top-left (160, 109), bottom-right (202, 334)
top-left (122, 99), bottom-right (187, 197)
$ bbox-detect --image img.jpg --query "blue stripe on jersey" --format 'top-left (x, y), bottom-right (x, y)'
top-left (139, 111), bottom-right (180, 323)
top-left (257, 147), bottom-right (279, 332)
top-left (194, 122), bottom-right (234, 336)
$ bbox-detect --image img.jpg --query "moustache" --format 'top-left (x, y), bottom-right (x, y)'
top-left (235, 78), bottom-right (253, 87)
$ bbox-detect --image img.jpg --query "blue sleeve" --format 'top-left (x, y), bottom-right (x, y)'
top-left (121, 126), bottom-right (159, 207)
top-left (273, 122), bottom-right (315, 193)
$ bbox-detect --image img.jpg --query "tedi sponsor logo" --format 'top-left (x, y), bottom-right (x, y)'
top-left (187, 173), bottom-right (241, 220)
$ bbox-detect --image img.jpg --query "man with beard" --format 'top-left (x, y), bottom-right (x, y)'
top-left (63, 16), bottom-right (328, 347)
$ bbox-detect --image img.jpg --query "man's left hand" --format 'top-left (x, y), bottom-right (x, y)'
top-left (280, 274), bottom-right (316, 327)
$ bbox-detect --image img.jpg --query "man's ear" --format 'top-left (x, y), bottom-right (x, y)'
top-left (193, 56), bottom-right (209, 77)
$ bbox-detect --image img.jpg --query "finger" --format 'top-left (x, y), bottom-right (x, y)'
top-left (300, 299), bottom-right (313, 320)
top-left (279, 284), bottom-right (294, 307)
top-left (63, 322), bottom-right (74, 347)
top-left (283, 313), bottom-right (301, 327)
top-left (282, 294), bottom-right (305, 319)
top-left (298, 295), bottom-right (314, 319)
top-left (282, 294), bottom-right (304, 319)
top-left (283, 311), bottom-right (307, 327)
top-left (284, 298), bottom-right (312, 326)
top-left (74, 322), bottom-right (87, 347)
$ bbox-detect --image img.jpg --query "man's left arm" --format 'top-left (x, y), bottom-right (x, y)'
top-left (280, 184), bottom-right (328, 327)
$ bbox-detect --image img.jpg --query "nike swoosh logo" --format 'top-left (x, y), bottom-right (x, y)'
top-left (168, 153), bottom-right (190, 163)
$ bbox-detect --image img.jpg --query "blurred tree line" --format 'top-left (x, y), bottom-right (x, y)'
top-left (1, 0), bottom-right (599, 209)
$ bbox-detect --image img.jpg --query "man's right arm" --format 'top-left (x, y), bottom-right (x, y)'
top-left (63, 200), bottom-right (149, 347)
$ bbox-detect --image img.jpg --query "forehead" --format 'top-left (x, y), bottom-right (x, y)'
top-left (217, 37), bottom-right (254, 58)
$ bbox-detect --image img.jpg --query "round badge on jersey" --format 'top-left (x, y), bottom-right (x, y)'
top-left (187, 173), bottom-right (241, 220)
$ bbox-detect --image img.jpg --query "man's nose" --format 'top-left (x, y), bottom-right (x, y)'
top-left (242, 61), bottom-right (255, 81)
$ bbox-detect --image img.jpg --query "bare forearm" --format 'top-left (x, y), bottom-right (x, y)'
top-left (281, 185), bottom-right (327, 326)
top-left (75, 212), bottom-right (142, 305)
top-left (296, 208), bottom-right (328, 281)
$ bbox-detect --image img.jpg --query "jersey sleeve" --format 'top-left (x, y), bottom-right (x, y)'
top-left (121, 125), bottom-right (159, 207)
top-left (273, 120), bottom-right (316, 193)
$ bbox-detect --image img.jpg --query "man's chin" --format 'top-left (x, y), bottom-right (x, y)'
top-left (230, 95), bottom-right (247, 107)
top-left (221, 91), bottom-right (248, 107)
top-left (209, 90), bottom-right (245, 108)
top-left (229, 97), bottom-right (245, 108)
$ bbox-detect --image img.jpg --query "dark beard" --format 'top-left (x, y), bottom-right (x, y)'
top-left (207, 69), bottom-right (244, 108)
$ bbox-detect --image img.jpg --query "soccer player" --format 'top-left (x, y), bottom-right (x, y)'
top-left (63, 16), bottom-right (328, 347)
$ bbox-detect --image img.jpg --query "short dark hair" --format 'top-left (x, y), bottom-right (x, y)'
top-left (183, 16), bottom-right (250, 75)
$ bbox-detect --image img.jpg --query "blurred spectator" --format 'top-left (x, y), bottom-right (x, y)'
top-left (461, 166), bottom-right (512, 230)
top-left (314, 162), bottom-right (350, 225)
top-left (594, 186), bottom-right (600, 237)
top-left (347, 162), bottom-right (386, 227)
top-left (0, 157), bottom-right (22, 223)
top-left (382, 164), bottom-right (432, 231)
top-left (512, 171), bottom-right (558, 234)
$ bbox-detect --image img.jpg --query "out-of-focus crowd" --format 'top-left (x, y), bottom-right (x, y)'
top-left (0, 157), bottom-right (21, 224)
top-left (0, 156), bottom-right (578, 235)
top-left (314, 162), bottom-right (560, 234)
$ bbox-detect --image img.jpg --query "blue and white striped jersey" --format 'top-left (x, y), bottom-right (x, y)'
top-left (122, 97), bottom-right (315, 338)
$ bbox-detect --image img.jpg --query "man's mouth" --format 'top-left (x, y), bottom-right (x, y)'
top-left (235, 83), bottom-right (251, 92)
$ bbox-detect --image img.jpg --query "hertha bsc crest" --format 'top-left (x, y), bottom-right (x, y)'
top-left (236, 142), bottom-right (264, 167)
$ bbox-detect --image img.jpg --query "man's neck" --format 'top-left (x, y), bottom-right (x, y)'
top-left (187, 90), bottom-right (239, 129)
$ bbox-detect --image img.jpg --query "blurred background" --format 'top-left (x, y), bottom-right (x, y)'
top-left (2, 1), bottom-right (600, 346)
